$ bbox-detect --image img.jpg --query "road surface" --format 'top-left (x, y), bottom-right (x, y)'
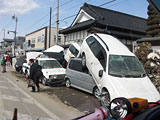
top-left (0, 66), bottom-right (100, 120)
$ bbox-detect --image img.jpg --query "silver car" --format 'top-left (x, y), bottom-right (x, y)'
top-left (65, 58), bottom-right (100, 97)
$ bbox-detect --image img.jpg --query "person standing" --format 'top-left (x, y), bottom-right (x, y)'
top-left (28, 59), bottom-right (42, 92)
top-left (6, 55), bottom-right (10, 66)
top-left (2, 56), bottom-right (7, 73)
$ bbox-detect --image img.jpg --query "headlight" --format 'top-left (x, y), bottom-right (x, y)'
top-left (50, 75), bottom-right (57, 79)
top-left (15, 65), bottom-right (18, 67)
top-left (109, 97), bottom-right (148, 119)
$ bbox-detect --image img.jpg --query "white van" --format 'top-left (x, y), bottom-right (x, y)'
top-left (64, 43), bottom-right (81, 62)
top-left (22, 52), bottom-right (43, 78)
top-left (80, 33), bottom-right (160, 106)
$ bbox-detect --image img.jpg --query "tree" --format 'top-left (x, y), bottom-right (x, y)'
top-left (135, 42), bottom-right (152, 71)
top-left (146, 5), bottom-right (160, 37)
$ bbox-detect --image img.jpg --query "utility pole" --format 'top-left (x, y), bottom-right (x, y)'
top-left (2, 29), bottom-right (5, 39)
top-left (56, 0), bottom-right (59, 45)
top-left (49, 7), bottom-right (52, 48)
top-left (11, 15), bottom-right (18, 56)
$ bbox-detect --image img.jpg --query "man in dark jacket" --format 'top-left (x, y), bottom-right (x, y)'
top-left (29, 59), bottom-right (41, 92)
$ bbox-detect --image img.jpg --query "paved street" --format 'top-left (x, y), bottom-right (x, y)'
top-left (0, 66), bottom-right (100, 120)
top-left (0, 66), bottom-right (85, 120)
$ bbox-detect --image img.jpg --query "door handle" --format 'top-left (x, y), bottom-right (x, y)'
top-left (91, 62), bottom-right (93, 65)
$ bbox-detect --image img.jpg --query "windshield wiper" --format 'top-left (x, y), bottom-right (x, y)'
top-left (125, 73), bottom-right (146, 78)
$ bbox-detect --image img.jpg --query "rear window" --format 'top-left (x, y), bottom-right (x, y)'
top-left (69, 60), bottom-right (82, 72)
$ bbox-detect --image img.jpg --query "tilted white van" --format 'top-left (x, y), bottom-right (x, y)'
top-left (80, 33), bottom-right (160, 106)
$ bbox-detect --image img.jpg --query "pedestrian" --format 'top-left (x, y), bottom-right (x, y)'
top-left (6, 55), bottom-right (10, 66)
top-left (2, 56), bottom-right (7, 73)
top-left (28, 59), bottom-right (42, 92)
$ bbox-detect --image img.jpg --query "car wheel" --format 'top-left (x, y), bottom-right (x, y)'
top-left (82, 54), bottom-right (86, 68)
top-left (93, 87), bottom-right (101, 99)
top-left (65, 79), bottom-right (71, 88)
top-left (42, 77), bottom-right (48, 86)
top-left (25, 71), bottom-right (29, 79)
top-left (100, 90), bottom-right (110, 108)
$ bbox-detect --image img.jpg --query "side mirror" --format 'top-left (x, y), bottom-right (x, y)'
top-left (99, 70), bottom-right (103, 77)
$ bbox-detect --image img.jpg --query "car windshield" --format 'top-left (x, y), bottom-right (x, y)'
top-left (69, 45), bottom-right (79, 57)
top-left (108, 55), bottom-right (146, 78)
top-left (40, 60), bottom-right (62, 69)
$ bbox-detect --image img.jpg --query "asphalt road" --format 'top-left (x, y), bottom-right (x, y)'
top-left (0, 66), bottom-right (100, 120)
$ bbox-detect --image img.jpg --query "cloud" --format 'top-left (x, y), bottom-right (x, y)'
top-left (0, 0), bottom-right (39, 15)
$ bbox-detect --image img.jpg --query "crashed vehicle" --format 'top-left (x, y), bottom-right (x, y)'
top-left (64, 43), bottom-right (81, 62)
top-left (43, 45), bottom-right (65, 66)
top-left (80, 33), bottom-right (160, 106)
top-left (15, 55), bottom-right (25, 73)
top-left (22, 52), bottom-right (43, 78)
top-left (37, 58), bottom-right (66, 86)
top-left (65, 58), bottom-right (98, 97)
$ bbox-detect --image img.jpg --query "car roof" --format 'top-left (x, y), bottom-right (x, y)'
top-left (37, 58), bottom-right (56, 61)
top-left (92, 33), bottom-right (134, 56)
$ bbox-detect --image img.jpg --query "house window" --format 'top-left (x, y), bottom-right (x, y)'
top-left (64, 36), bottom-right (67, 42)
top-left (38, 36), bottom-right (41, 42)
top-left (83, 30), bottom-right (85, 39)
top-left (81, 31), bottom-right (84, 39)
top-left (32, 38), bottom-right (35, 44)
top-left (41, 34), bottom-right (44, 43)
top-left (58, 36), bottom-right (61, 42)
top-left (54, 35), bottom-right (56, 42)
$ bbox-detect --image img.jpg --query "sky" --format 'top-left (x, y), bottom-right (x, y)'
top-left (0, 0), bottom-right (149, 42)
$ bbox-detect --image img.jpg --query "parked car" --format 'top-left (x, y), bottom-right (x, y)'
top-left (15, 55), bottom-right (25, 73)
top-left (37, 58), bottom-right (66, 86)
top-left (64, 43), bottom-right (81, 62)
top-left (80, 33), bottom-right (160, 106)
top-left (65, 58), bottom-right (101, 97)
top-left (22, 52), bottom-right (42, 78)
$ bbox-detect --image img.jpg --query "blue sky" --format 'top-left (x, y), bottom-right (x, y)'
top-left (0, 0), bottom-right (149, 41)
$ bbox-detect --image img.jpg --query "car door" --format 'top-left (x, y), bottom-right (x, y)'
top-left (80, 67), bottom-right (96, 93)
top-left (89, 37), bottom-right (107, 89)
top-left (85, 36), bottom-right (97, 73)
top-left (68, 60), bottom-right (82, 86)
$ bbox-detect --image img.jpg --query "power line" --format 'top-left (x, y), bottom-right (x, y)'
top-left (59, 0), bottom-right (116, 23)
top-left (107, 0), bottom-right (129, 8)
top-left (19, 13), bottom-right (50, 34)
top-left (60, 14), bottom-right (77, 22)
top-left (62, 0), bottom-right (92, 12)
top-left (99, 0), bottom-right (116, 7)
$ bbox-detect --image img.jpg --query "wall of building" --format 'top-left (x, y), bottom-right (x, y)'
top-left (46, 27), bottom-right (65, 49)
top-left (25, 27), bottom-right (65, 51)
top-left (25, 28), bottom-right (45, 50)
top-left (64, 30), bottom-right (88, 44)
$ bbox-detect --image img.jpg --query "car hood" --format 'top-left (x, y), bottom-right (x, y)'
top-left (42, 68), bottom-right (66, 79)
top-left (109, 75), bottom-right (160, 102)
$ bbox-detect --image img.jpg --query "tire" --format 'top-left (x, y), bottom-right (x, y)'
top-left (65, 79), bottom-right (71, 88)
top-left (42, 77), bottom-right (48, 86)
top-left (93, 87), bottom-right (101, 99)
top-left (82, 54), bottom-right (86, 68)
top-left (100, 90), bottom-right (110, 108)
top-left (25, 71), bottom-right (29, 79)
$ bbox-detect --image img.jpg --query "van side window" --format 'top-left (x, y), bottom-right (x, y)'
top-left (90, 37), bottom-right (107, 71)
top-left (86, 36), bottom-right (95, 47)
top-left (69, 60), bottom-right (83, 72)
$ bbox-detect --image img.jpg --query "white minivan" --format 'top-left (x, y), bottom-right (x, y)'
top-left (80, 33), bottom-right (160, 106)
